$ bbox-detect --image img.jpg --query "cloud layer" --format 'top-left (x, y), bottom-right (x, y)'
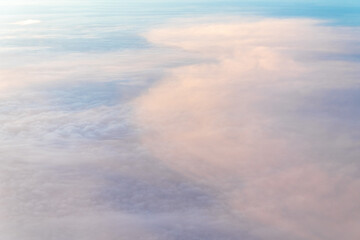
top-left (136, 18), bottom-right (360, 240)
top-left (1, 16), bottom-right (360, 240)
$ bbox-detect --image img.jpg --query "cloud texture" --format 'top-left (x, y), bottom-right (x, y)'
top-left (1, 16), bottom-right (360, 240)
top-left (136, 18), bottom-right (360, 240)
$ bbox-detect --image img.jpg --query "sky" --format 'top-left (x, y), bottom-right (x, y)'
top-left (1, 1), bottom-right (360, 240)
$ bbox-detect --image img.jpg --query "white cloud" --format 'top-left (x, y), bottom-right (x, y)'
top-left (12, 19), bottom-right (42, 25)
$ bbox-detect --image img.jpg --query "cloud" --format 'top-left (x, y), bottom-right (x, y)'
top-left (1, 16), bottom-right (360, 240)
top-left (135, 18), bottom-right (360, 240)
top-left (0, 46), bottom-right (203, 92)
top-left (12, 19), bottom-right (42, 25)
top-left (0, 18), bottom-right (212, 240)
top-left (0, 75), bottom-right (228, 240)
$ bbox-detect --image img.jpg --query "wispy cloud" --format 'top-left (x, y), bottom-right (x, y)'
top-left (12, 19), bottom-right (42, 25)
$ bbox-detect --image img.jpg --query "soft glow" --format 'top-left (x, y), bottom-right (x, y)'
top-left (1, 1), bottom-right (360, 239)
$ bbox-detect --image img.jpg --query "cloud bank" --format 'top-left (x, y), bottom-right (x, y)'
top-left (136, 18), bottom-right (360, 240)
top-left (1, 16), bottom-right (360, 240)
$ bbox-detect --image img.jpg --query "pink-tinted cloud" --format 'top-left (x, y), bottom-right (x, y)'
top-left (136, 18), bottom-right (360, 240)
